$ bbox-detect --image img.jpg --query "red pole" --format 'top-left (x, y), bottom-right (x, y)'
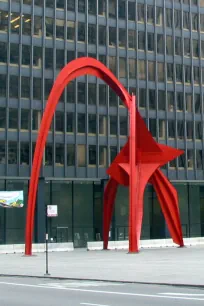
top-left (129, 95), bottom-right (138, 252)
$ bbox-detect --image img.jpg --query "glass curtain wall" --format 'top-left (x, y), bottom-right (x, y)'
top-left (73, 181), bottom-right (94, 247)
top-left (0, 180), bottom-right (5, 244)
top-left (93, 181), bottom-right (103, 241)
top-left (112, 183), bottom-right (204, 241)
top-left (115, 185), bottom-right (129, 240)
top-left (0, 179), bottom-right (202, 245)
top-left (45, 180), bottom-right (100, 247)
top-left (0, 180), bottom-right (28, 244)
top-left (49, 181), bottom-right (73, 243)
top-left (6, 180), bottom-right (28, 244)
top-left (113, 185), bottom-right (165, 241)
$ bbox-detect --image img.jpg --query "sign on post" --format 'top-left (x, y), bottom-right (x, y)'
top-left (0, 191), bottom-right (24, 208)
top-left (47, 205), bottom-right (58, 217)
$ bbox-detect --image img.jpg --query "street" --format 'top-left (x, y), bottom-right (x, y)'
top-left (0, 277), bottom-right (204, 306)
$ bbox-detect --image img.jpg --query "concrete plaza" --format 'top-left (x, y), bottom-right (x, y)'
top-left (0, 246), bottom-right (204, 287)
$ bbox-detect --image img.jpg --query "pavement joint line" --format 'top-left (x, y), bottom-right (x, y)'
top-left (0, 274), bottom-right (204, 289)
top-left (80, 303), bottom-right (110, 306)
top-left (0, 281), bottom-right (204, 302)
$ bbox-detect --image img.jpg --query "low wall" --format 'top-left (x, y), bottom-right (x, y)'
top-left (1, 238), bottom-right (204, 254)
top-left (87, 237), bottom-right (204, 251)
top-left (0, 242), bottom-right (74, 254)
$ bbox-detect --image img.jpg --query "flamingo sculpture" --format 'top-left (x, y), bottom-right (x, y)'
top-left (24, 58), bottom-right (184, 255)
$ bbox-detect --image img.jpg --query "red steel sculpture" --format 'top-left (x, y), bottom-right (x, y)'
top-left (25, 57), bottom-right (184, 255)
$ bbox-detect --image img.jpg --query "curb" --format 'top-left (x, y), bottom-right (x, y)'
top-left (0, 274), bottom-right (203, 289)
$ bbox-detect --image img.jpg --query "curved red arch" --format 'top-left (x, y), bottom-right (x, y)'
top-left (25, 57), bottom-right (132, 255)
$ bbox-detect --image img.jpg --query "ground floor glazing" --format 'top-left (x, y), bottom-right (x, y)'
top-left (0, 178), bottom-right (204, 247)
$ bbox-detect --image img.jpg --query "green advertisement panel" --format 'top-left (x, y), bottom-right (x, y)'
top-left (0, 191), bottom-right (24, 208)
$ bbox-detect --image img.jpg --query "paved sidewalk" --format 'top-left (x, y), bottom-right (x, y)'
top-left (0, 246), bottom-right (204, 286)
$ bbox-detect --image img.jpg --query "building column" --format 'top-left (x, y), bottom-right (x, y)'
top-left (34, 177), bottom-right (46, 243)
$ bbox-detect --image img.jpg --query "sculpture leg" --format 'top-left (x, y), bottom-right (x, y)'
top-left (151, 169), bottom-right (184, 246)
top-left (25, 119), bottom-right (49, 255)
top-left (103, 178), bottom-right (118, 249)
top-left (129, 164), bottom-right (149, 253)
top-left (129, 95), bottom-right (139, 252)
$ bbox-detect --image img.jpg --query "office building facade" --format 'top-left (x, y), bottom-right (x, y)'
top-left (0, 0), bottom-right (204, 247)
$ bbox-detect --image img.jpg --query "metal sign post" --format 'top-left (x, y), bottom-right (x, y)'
top-left (44, 205), bottom-right (58, 276)
top-left (44, 206), bottom-right (50, 276)
top-left (45, 232), bottom-right (50, 276)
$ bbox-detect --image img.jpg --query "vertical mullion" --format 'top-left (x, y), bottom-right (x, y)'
top-left (42, 0), bottom-right (46, 175)
top-left (64, 0), bottom-right (68, 177)
top-left (53, 0), bottom-right (57, 177)
top-left (106, 0), bottom-right (110, 168)
top-left (136, 1), bottom-right (140, 115)
top-left (5, 0), bottom-right (11, 175)
top-left (85, 0), bottom-right (88, 176)
top-left (197, 2), bottom-right (204, 176)
top-left (163, 1), bottom-right (169, 177)
top-left (30, 0), bottom-right (34, 175)
top-left (116, 0), bottom-right (120, 156)
top-left (181, 3), bottom-right (188, 180)
top-left (145, 3), bottom-right (149, 130)
top-left (155, 1), bottom-right (159, 144)
top-left (18, 0), bottom-right (23, 175)
top-left (189, 2), bottom-right (197, 178)
top-left (75, 0), bottom-right (79, 177)
top-left (96, 0), bottom-right (99, 177)
top-left (199, 6), bottom-right (204, 174)
top-left (126, 1), bottom-right (129, 97)
top-left (172, 2), bottom-right (179, 178)
top-left (124, 0), bottom-right (128, 148)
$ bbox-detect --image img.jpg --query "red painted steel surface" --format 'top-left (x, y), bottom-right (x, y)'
top-left (150, 169), bottom-right (184, 246)
top-left (25, 57), bottom-right (184, 255)
top-left (104, 103), bottom-right (184, 251)
top-left (25, 57), bottom-right (131, 255)
top-left (129, 95), bottom-right (137, 252)
top-left (103, 178), bottom-right (118, 250)
top-left (104, 104), bottom-right (184, 251)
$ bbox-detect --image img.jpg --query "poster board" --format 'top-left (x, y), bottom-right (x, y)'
top-left (0, 191), bottom-right (24, 208)
top-left (47, 205), bottom-right (58, 217)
